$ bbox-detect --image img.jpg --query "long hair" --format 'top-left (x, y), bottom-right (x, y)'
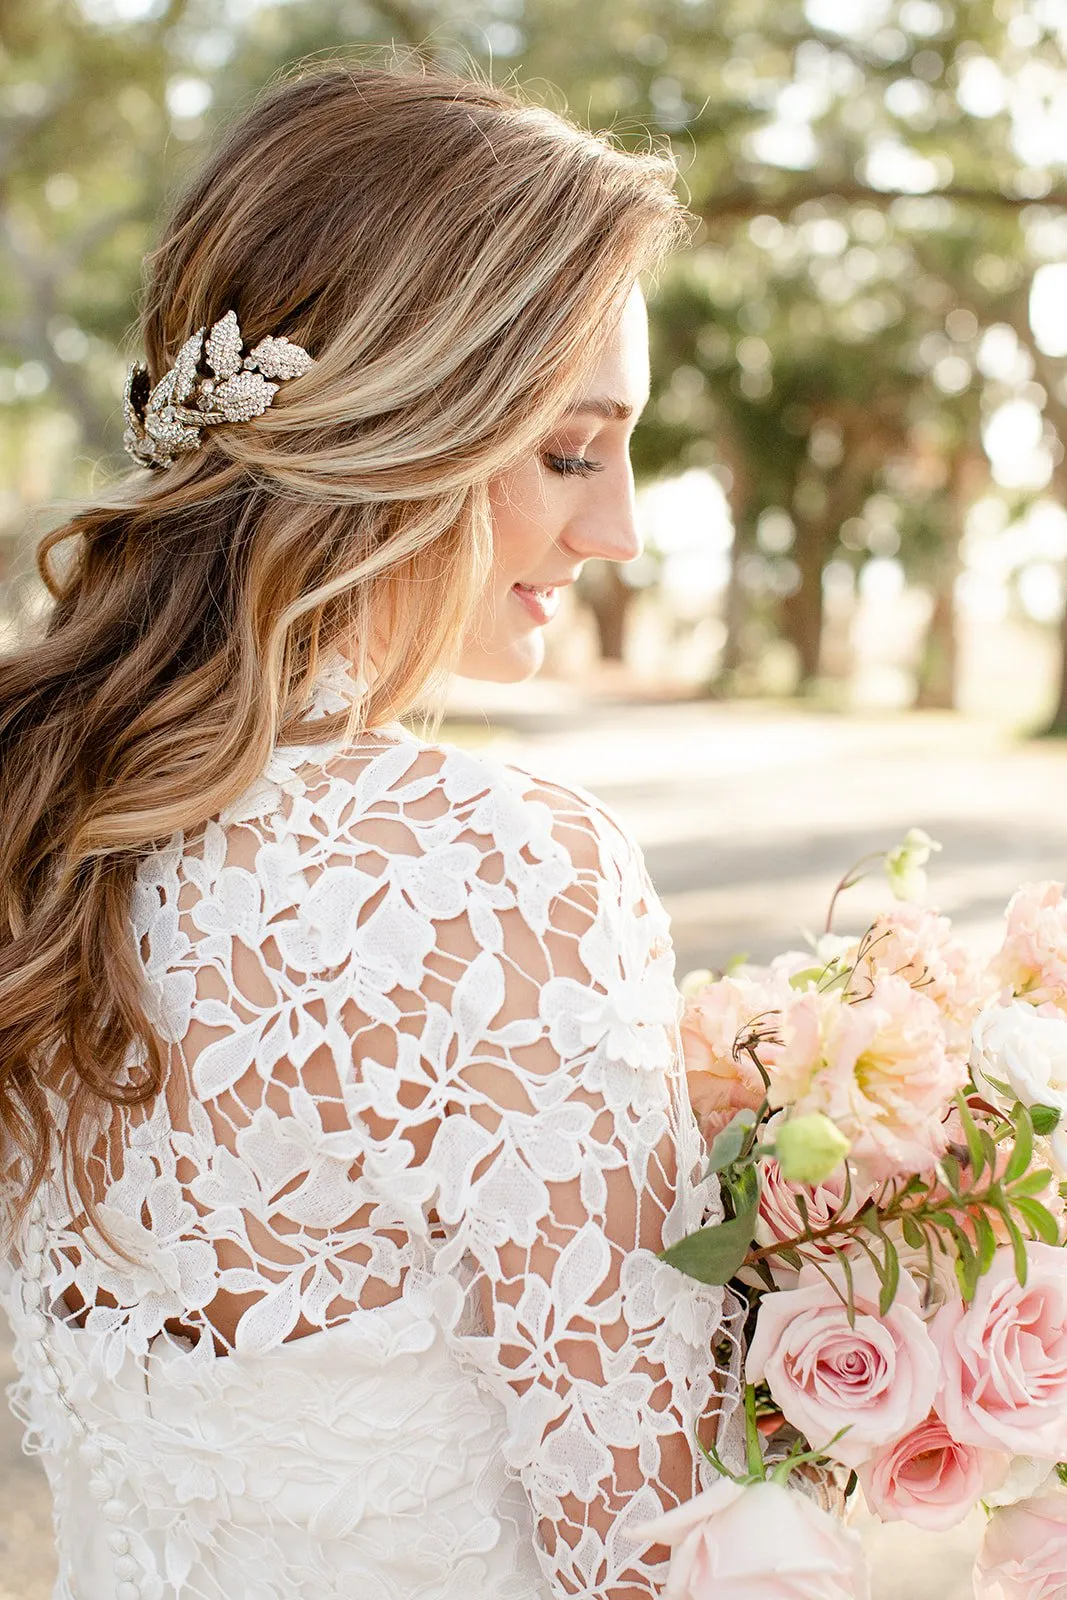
top-left (0, 61), bottom-right (685, 1232)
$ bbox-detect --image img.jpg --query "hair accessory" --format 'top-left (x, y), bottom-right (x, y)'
top-left (122, 310), bottom-right (314, 469)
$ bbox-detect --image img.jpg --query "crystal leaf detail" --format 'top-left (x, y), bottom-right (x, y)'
top-left (205, 311), bottom-right (244, 382)
top-left (247, 336), bottom-right (315, 382)
top-left (121, 310), bottom-right (314, 468)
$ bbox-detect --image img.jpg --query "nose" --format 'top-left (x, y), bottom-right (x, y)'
top-left (560, 457), bottom-right (643, 566)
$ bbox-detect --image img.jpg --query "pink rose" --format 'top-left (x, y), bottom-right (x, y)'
top-left (745, 1259), bottom-right (941, 1467)
top-left (975, 1491), bottom-right (1067, 1600)
top-left (630, 1477), bottom-right (870, 1600)
top-left (768, 976), bottom-right (965, 1182)
top-left (755, 1143), bottom-right (873, 1281)
top-left (932, 1244), bottom-right (1067, 1458)
top-left (858, 1410), bottom-right (1008, 1531)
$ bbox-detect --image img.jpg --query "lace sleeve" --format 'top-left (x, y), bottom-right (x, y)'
top-left (408, 768), bottom-right (728, 1598)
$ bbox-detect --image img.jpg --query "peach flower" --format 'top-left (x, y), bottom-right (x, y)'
top-left (630, 1477), bottom-right (870, 1600)
top-left (768, 975), bottom-right (965, 1182)
top-left (860, 902), bottom-right (994, 1060)
top-left (932, 1244), bottom-right (1067, 1459)
top-left (858, 1410), bottom-right (1008, 1531)
top-left (975, 1490), bottom-right (1067, 1600)
top-left (681, 973), bottom-right (783, 1133)
top-left (992, 881), bottom-right (1067, 1012)
top-left (745, 1259), bottom-right (941, 1468)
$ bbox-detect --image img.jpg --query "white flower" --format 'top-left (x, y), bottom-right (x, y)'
top-left (983, 1456), bottom-right (1059, 1509)
top-left (972, 1003), bottom-right (1067, 1155)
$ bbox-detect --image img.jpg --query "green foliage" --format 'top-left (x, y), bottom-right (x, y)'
top-left (664, 1093), bottom-right (1064, 1311)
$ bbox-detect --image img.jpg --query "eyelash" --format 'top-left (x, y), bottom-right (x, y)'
top-left (543, 452), bottom-right (604, 478)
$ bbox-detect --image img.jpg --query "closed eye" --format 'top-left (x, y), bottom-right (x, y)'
top-left (543, 453), bottom-right (604, 478)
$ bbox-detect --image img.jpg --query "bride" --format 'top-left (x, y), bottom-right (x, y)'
top-left (0, 63), bottom-right (733, 1599)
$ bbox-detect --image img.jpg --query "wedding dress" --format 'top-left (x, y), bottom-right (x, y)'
top-left (1, 662), bottom-right (733, 1599)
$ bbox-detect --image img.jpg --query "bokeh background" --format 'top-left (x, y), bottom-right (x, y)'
top-left (3, 1), bottom-right (1067, 1595)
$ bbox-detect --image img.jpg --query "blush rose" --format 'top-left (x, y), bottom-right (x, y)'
top-left (858, 1410), bottom-right (1007, 1531)
top-left (974, 1491), bottom-right (1067, 1600)
top-left (932, 1244), bottom-right (1067, 1459)
top-left (745, 1259), bottom-right (941, 1468)
top-left (754, 1137), bottom-right (873, 1287)
top-left (630, 1477), bottom-right (870, 1600)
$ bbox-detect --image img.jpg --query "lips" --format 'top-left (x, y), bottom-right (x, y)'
top-left (511, 582), bottom-right (563, 625)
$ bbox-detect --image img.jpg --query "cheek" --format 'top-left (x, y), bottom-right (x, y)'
top-left (489, 464), bottom-right (563, 579)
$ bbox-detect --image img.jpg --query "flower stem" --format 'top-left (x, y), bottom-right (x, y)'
top-left (824, 852), bottom-right (885, 934)
top-left (744, 1383), bottom-right (764, 1480)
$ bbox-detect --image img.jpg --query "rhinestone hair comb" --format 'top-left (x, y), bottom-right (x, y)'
top-left (122, 309), bottom-right (314, 469)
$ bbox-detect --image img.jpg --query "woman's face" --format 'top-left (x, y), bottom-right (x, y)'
top-left (457, 283), bottom-right (651, 682)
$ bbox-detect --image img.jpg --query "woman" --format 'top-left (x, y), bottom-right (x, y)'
top-left (0, 64), bottom-right (733, 1598)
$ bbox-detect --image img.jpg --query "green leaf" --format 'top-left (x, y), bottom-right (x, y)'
top-left (877, 1234), bottom-right (901, 1316)
top-left (931, 1211), bottom-right (980, 1302)
top-left (1001, 1210), bottom-right (1029, 1287)
top-left (955, 1252), bottom-right (979, 1302)
top-left (839, 1251), bottom-right (857, 1329)
top-left (750, 1257), bottom-right (779, 1292)
top-left (788, 965), bottom-right (826, 990)
top-left (724, 1160), bottom-right (760, 1218)
top-left (938, 1155), bottom-right (963, 1198)
top-left (950, 1225), bottom-right (979, 1302)
top-left (980, 1130), bottom-right (1001, 1174)
top-left (1008, 1168), bottom-right (1053, 1198)
top-left (1004, 1105), bottom-right (1035, 1186)
top-left (1031, 1104), bottom-right (1061, 1136)
top-left (980, 1072), bottom-right (1015, 1101)
top-left (1014, 1196), bottom-right (1062, 1246)
top-left (901, 1215), bottom-right (925, 1251)
top-left (706, 1109), bottom-right (758, 1176)
top-left (660, 1202), bottom-right (759, 1285)
top-left (973, 1209), bottom-right (998, 1275)
top-left (955, 1093), bottom-right (987, 1182)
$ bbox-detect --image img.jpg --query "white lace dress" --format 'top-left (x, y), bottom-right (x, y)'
top-left (2, 672), bottom-right (732, 1599)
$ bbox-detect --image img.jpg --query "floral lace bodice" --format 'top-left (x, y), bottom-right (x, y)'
top-left (2, 672), bottom-right (732, 1599)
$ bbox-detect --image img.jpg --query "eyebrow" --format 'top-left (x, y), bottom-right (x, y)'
top-left (565, 394), bottom-right (636, 422)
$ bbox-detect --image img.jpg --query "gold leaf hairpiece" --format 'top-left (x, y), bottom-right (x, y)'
top-left (122, 310), bottom-right (313, 469)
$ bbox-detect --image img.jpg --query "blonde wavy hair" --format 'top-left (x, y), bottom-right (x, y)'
top-left (0, 61), bottom-right (685, 1229)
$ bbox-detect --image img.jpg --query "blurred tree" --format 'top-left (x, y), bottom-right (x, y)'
top-left (2, 0), bottom-right (1066, 716)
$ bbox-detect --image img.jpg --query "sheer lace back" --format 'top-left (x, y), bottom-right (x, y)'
top-left (4, 703), bottom-right (732, 1599)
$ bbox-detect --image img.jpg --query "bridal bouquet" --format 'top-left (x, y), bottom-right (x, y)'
top-left (652, 833), bottom-right (1067, 1600)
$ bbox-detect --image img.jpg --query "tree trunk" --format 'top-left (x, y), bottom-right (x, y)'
top-left (718, 517), bottom-right (749, 679)
top-left (1045, 582), bottom-right (1067, 735)
top-left (914, 572), bottom-right (958, 709)
top-left (709, 447), bottom-right (754, 691)
top-left (581, 561), bottom-right (636, 662)
top-left (780, 518), bottom-right (829, 685)
top-left (1041, 463), bottom-right (1067, 736)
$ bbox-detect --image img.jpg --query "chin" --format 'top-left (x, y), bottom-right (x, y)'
top-left (456, 630), bottom-right (545, 683)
